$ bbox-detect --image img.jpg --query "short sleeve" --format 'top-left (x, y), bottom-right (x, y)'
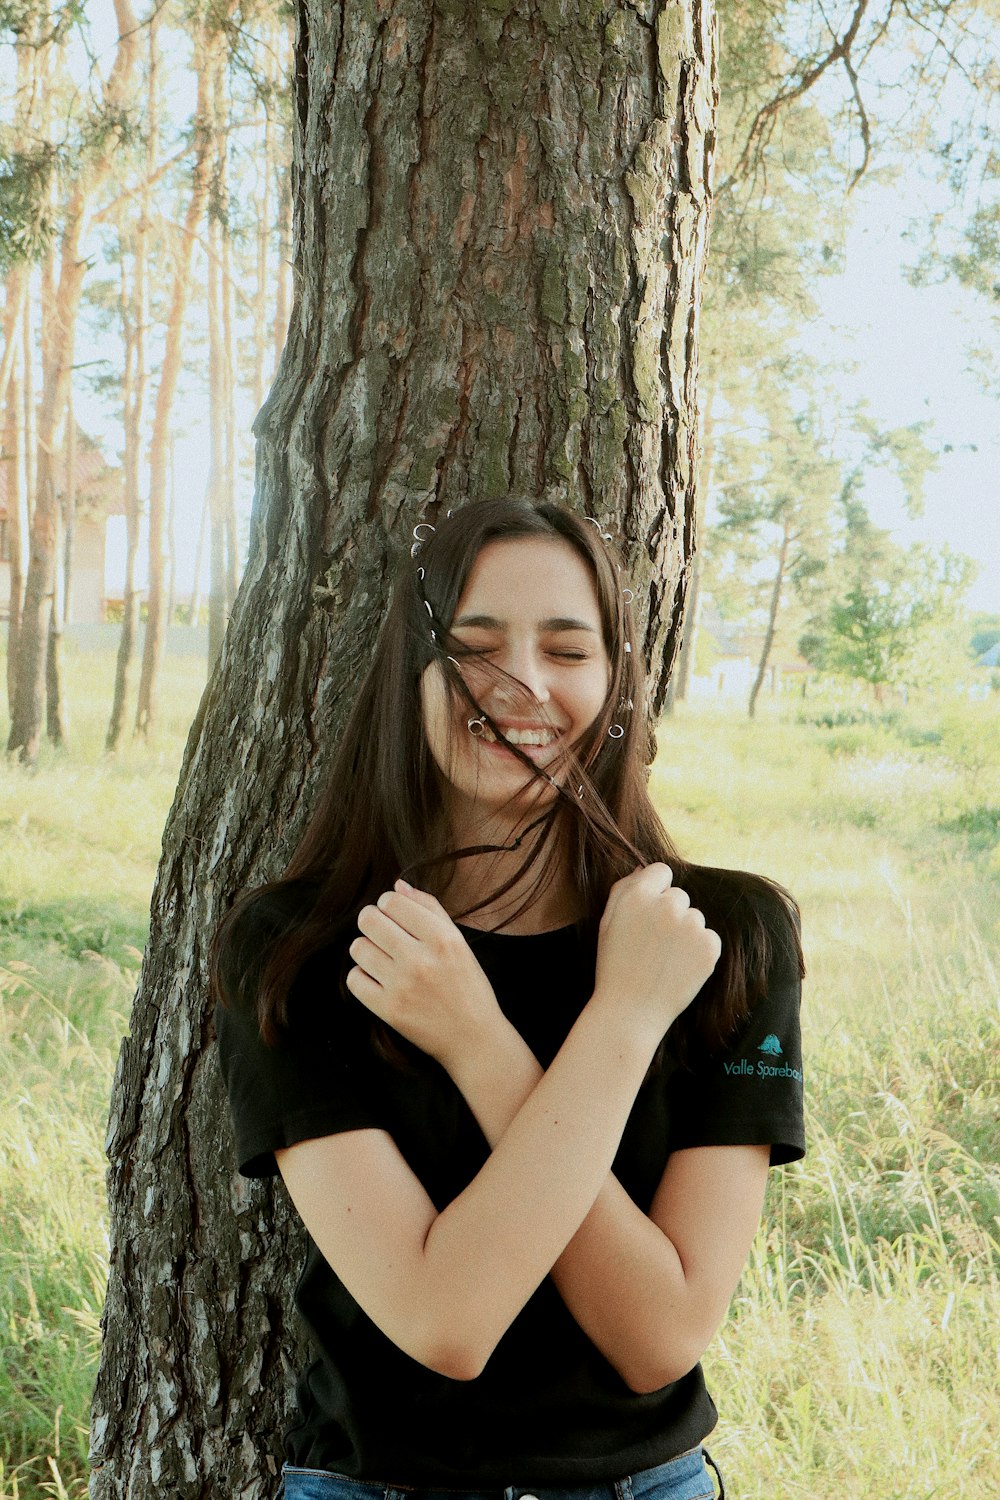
top-left (666, 916), bottom-right (806, 1167)
top-left (215, 946), bottom-right (387, 1178)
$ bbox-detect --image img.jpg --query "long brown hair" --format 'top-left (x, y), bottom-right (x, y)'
top-left (211, 496), bottom-right (803, 1064)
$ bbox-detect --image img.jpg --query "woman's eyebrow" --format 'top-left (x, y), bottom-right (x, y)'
top-left (453, 613), bottom-right (599, 633)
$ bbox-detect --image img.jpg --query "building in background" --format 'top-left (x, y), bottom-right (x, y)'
top-left (0, 427), bottom-right (124, 626)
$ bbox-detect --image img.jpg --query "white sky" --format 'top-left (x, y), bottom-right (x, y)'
top-left (49, 2), bottom-right (994, 617)
top-left (802, 176), bottom-right (999, 615)
top-left (100, 185), bottom-right (999, 616)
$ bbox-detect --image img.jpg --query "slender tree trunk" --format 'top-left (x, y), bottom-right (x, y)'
top-left (273, 166), bottom-right (292, 373)
top-left (45, 395), bottom-right (75, 746)
top-left (670, 377), bottom-right (716, 706)
top-left (0, 270), bottom-right (27, 412)
top-left (189, 486), bottom-right (210, 626)
top-left (166, 434), bottom-right (177, 628)
top-left (62, 394), bottom-right (76, 625)
top-left (3, 272), bottom-right (28, 716)
top-left (134, 12), bottom-right (221, 738)
top-left (748, 518), bottom-right (789, 719)
top-left (45, 500), bottom-right (67, 746)
top-left (106, 231), bottom-right (144, 750)
top-left (23, 279), bottom-right (36, 530)
top-left (252, 36), bottom-right (276, 416)
top-left (207, 209), bottom-right (228, 668)
top-left (107, 15), bottom-right (158, 751)
top-left (221, 216), bottom-right (239, 616)
top-left (92, 3), bottom-right (717, 1493)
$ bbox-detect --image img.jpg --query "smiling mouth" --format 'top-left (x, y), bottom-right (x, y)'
top-left (480, 725), bottom-right (559, 747)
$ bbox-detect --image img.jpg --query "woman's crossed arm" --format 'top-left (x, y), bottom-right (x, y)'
top-left (277, 870), bottom-right (765, 1388)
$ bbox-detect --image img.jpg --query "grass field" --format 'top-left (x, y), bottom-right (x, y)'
top-left (1, 651), bottom-right (998, 1499)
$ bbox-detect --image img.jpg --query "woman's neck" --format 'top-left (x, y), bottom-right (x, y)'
top-left (430, 810), bottom-right (581, 934)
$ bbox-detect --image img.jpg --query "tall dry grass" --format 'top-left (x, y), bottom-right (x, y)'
top-left (1, 655), bottom-right (997, 1497)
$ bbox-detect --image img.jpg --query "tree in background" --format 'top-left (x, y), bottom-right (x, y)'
top-left (800, 504), bottom-right (975, 699)
top-left (666, 0), bottom-right (853, 709)
top-left (4, 0), bottom-right (141, 763)
top-left (666, 0), bottom-right (996, 711)
top-left (1, 0), bottom-right (294, 756)
top-left (709, 391), bottom-right (839, 716)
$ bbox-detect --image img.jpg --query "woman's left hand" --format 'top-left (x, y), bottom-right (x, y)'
top-left (346, 880), bottom-right (502, 1073)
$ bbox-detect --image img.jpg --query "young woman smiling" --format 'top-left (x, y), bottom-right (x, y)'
top-left (213, 496), bottom-right (806, 1500)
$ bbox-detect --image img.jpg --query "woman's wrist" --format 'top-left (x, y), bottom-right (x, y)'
top-left (586, 983), bottom-right (675, 1059)
top-left (445, 1012), bottom-right (542, 1137)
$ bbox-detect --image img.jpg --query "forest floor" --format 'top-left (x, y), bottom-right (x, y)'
top-left (1, 651), bottom-right (998, 1499)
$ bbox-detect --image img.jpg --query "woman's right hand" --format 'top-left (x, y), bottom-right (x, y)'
top-left (593, 863), bottom-right (721, 1039)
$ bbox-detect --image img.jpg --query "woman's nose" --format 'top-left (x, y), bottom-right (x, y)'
top-left (493, 645), bottom-right (550, 707)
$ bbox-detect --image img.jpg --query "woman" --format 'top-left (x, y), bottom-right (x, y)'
top-left (213, 496), bottom-right (805, 1500)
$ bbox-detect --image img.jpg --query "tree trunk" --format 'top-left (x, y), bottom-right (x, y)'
top-left (0, 268), bottom-right (27, 412)
top-left (670, 376), bottom-right (716, 707)
top-left (62, 395), bottom-right (77, 626)
top-left (23, 275), bottom-right (36, 530)
top-left (91, 2), bottom-right (717, 1494)
top-left (189, 486), bottom-right (210, 626)
top-left (134, 11), bottom-right (220, 738)
top-left (108, 13), bottom-right (158, 752)
top-left (221, 218), bottom-right (239, 619)
top-left (167, 434), bottom-right (178, 629)
top-left (45, 403), bottom-right (74, 747)
top-left (207, 208), bottom-right (229, 668)
top-left (748, 517), bottom-right (789, 719)
top-left (106, 215), bottom-right (147, 752)
top-left (3, 270), bottom-right (28, 717)
top-left (45, 500), bottom-right (67, 746)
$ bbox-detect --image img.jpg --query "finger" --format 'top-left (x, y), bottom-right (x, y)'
top-left (375, 886), bottom-right (450, 943)
top-left (394, 878), bottom-right (441, 905)
top-left (345, 964), bottom-right (383, 1008)
top-left (358, 903), bottom-right (420, 955)
top-left (667, 886), bottom-right (691, 911)
top-left (348, 934), bottom-right (394, 986)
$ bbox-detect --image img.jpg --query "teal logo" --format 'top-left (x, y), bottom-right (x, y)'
top-left (725, 1031), bottom-right (802, 1082)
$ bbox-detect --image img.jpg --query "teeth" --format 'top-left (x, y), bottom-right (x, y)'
top-left (503, 728), bottom-right (556, 746)
top-left (476, 724), bottom-right (558, 747)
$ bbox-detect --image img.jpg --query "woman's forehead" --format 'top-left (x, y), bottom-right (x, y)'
top-left (456, 536), bottom-right (601, 621)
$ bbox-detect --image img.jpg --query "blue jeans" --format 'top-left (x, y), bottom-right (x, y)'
top-left (279, 1447), bottom-right (723, 1500)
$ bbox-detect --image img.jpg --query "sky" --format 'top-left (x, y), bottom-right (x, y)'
top-left (53, 1), bottom-right (995, 619)
top-left (101, 184), bottom-right (999, 617)
top-left (801, 175), bottom-right (999, 616)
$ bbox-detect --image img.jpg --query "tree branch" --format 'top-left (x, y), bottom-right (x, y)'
top-left (716, 0), bottom-right (873, 199)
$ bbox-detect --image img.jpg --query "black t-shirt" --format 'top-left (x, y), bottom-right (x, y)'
top-left (215, 906), bottom-right (805, 1486)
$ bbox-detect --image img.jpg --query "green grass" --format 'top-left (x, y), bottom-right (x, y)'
top-left (1, 657), bottom-right (998, 1498)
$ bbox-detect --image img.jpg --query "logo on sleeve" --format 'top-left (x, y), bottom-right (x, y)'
top-left (723, 1032), bottom-right (803, 1082)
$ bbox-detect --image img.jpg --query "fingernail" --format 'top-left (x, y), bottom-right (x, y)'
top-left (395, 877), bottom-right (412, 891)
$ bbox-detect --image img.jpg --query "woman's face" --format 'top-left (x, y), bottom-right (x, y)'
top-left (420, 536), bottom-right (612, 825)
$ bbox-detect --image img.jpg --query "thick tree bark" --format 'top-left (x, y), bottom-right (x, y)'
top-left (91, 2), bottom-right (717, 1494)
